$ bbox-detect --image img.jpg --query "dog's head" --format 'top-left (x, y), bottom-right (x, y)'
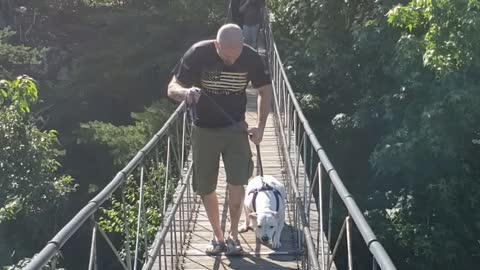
top-left (249, 210), bottom-right (280, 243)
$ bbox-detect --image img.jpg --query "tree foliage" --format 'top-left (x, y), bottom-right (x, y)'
top-left (0, 28), bottom-right (46, 80)
top-left (0, 76), bottom-right (76, 267)
top-left (1, 0), bottom-right (226, 267)
top-left (77, 100), bottom-right (177, 267)
top-left (0, 76), bottom-right (76, 222)
top-left (388, 0), bottom-right (480, 75)
top-left (77, 100), bottom-right (175, 166)
top-left (0, 0), bottom-right (226, 268)
top-left (270, 0), bottom-right (480, 269)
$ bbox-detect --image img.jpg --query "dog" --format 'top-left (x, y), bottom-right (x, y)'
top-left (240, 175), bottom-right (286, 248)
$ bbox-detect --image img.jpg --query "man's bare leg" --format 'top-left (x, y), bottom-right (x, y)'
top-left (239, 204), bottom-right (250, 233)
top-left (202, 192), bottom-right (224, 244)
top-left (228, 184), bottom-right (245, 240)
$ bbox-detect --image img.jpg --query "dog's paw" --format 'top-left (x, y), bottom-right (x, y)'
top-left (271, 240), bottom-right (282, 249)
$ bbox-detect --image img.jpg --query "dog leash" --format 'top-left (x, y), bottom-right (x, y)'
top-left (255, 144), bottom-right (263, 177)
top-left (187, 90), bottom-right (281, 213)
top-left (188, 90), bottom-right (266, 182)
top-left (203, 92), bottom-right (265, 180)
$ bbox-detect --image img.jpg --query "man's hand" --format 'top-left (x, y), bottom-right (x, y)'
top-left (248, 126), bottom-right (265, 145)
top-left (185, 87), bottom-right (201, 104)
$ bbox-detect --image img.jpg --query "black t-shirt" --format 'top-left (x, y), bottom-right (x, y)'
top-left (172, 40), bottom-right (270, 128)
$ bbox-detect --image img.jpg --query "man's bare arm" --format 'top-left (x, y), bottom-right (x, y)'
top-left (256, 83), bottom-right (273, 129)
top-left (167, 76), bottom-right (190, 102)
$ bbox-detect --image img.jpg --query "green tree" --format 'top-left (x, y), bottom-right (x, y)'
top-left (77, 100), bottom-right (175, 167)
top-left (388, 0), bottom-right (480, 75)
top-left (0, 0), bottom-right (227, 268)
top-left (0, 28), bottom-right (46, 79)
top-left (77, 100), bottom-right (178, 267)
top-left (270, 0), bottom-right (480, 269)
top-left (0, 76), bottom-right (76, 266)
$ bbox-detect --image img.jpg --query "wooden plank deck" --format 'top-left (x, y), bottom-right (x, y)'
top-left (151, 87), bottom-right (332, 270)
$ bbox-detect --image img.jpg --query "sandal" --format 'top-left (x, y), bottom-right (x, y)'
top-left (205, 239), bottom-right (226, 256)
top-left (225, 237), bottom-right (243, 256)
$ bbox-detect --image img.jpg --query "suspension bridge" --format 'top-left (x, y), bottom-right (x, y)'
top-left (23, 7), bottom-right (397, 270)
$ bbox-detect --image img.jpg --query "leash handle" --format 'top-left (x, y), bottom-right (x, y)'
top-left (190, 102), bottom-right (198, 121)
top-left (185, 88), bottom-right (199, 123)
top-left (256, 143), bottom-right (264, 177)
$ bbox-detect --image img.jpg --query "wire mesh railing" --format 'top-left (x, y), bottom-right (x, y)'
top-left (264, 16), bottom-right (397, 270)
top-left (25, 103), bottom-right (198, 270)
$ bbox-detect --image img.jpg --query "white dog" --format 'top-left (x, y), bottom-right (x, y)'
top-left (240, 175), bottom-right (286, 248)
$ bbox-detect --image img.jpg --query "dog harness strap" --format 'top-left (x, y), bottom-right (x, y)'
top-left (249, 185), bottom-right (282, 212)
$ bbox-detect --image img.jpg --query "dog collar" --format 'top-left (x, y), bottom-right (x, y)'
top-left (248, 184), bottom-right (282, 213)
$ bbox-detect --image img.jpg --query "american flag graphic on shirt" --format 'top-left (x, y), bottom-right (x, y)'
top-left (201, 70), bottom-right (248, 95)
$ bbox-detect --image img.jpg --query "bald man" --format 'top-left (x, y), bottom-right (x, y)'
top-left (168, 24), bottom-right (272, 256)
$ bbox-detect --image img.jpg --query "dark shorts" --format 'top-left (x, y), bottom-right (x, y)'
top-left (192, 122), bottom-right (254, 196)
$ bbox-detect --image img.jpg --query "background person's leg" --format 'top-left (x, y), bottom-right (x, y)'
top-left (242, 25), bottom-right (256, 47)
top-left (251, 24), bottom-right (259, 49)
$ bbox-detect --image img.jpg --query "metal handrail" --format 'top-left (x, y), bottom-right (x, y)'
top-left (264, 16), bottom-right (397, 270)
top-left (24, 102), bottom-right (194, 270)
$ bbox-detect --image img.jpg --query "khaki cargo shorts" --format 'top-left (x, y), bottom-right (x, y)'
top-left (191, 121), bottom-right (254, 196)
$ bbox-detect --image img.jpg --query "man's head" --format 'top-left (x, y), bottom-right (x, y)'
top-left (214, 24), bottom-right (244, 65)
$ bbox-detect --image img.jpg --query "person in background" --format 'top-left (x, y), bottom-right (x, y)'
top-left (239, 0), bottom-right (265, 49)
top-left (230, 0), bottom-right (243, 28)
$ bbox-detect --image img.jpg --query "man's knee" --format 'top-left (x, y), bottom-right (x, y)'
top-left (197, 186), bottom-right (217, 198)
top-left (228, 184), bottom-right (245, 199)
top-left (229, 192), bottom-right (244, 209)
